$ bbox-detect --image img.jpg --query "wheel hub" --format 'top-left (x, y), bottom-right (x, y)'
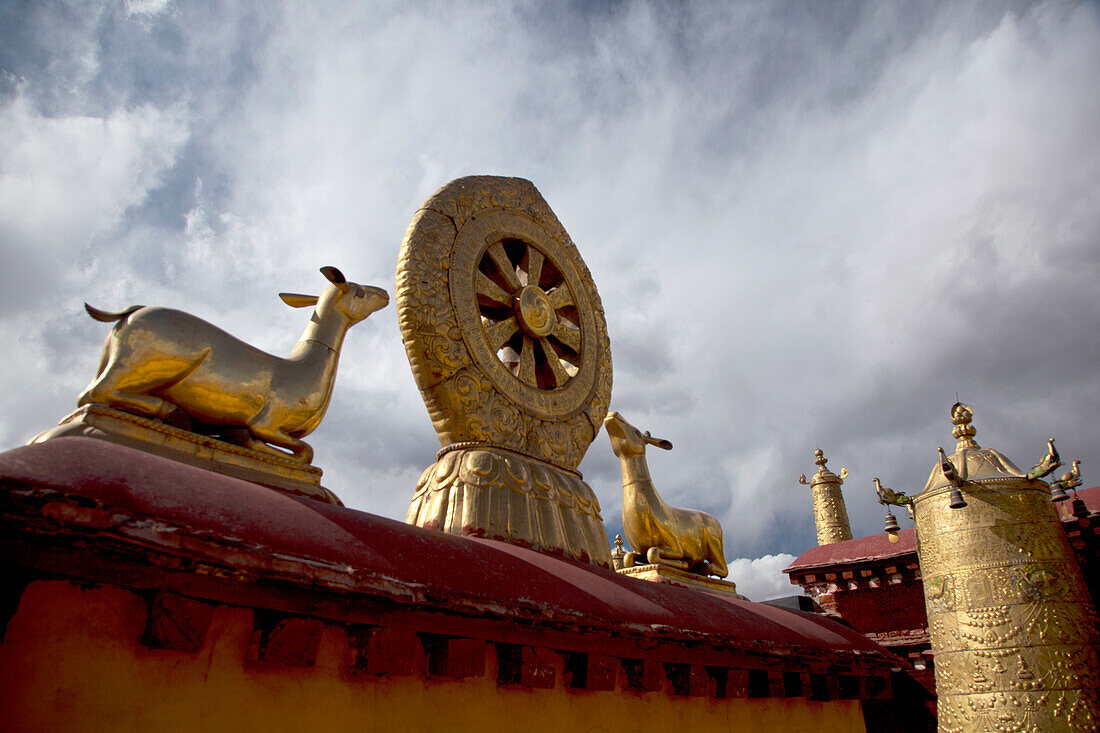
top-left (514, 285), bottom-right (556, 338)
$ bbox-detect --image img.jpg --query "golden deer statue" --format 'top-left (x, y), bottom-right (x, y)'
top-left (78, 266), bottom-right (388, 463)
top-left (604, 411), bottom-right (729, 578)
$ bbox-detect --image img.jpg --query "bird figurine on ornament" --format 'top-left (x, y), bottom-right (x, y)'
top-left (1028, 437), bottom-right (1062, 481)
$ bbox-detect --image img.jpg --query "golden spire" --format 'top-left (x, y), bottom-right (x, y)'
top-left (799, 449), bottom-right (852, 545)
top-left (950, 401), bottom-right (979, 451)
top-left (924, 402), bottom-right (1029, 493)
top-left (610, 533), bottom-right (626, 570)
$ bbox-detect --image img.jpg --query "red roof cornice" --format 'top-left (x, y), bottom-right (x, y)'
top-left (1, 438), bottom-right (896, 668)
top-left (785, 529), bottom-right (918, 574)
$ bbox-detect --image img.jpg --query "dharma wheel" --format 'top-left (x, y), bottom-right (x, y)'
top-left (397, 176), bottom-right (612, 566)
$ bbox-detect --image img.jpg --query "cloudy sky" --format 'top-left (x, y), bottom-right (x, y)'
top-left (2, 0), bottom-right (1098, 600)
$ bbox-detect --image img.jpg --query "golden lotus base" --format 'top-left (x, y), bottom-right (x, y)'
top-left (617, 563), bottom-right (746, 599)
top-left (29, 404), bottom-right (340, 505)
top-left (406, 447), bottom-right (611, 568)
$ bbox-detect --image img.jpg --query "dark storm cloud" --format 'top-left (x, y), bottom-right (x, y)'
top-left (2, 0), bottom-right (1097, 599)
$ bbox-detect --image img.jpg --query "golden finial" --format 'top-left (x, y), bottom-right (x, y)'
top-left (951, 402), bottom-right (979, 450)
top-left (610, 533), bottom-right (626, 570)
top-left (799, 449), bottom-right (848, 484)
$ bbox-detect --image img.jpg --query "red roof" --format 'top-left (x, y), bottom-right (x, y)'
top-left (785, 529), bottom-right (917, 574)
top-left (1, 438), bottom-right (893, 661)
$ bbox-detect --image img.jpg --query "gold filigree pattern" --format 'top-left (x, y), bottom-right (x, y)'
top-left (798, 450), bottom-right (853, 545)
top-left (398, 177), bottom-right (613, 565)
top-left (405, 447), bottom-right (611, 567)
top-left (396, 176), bottom-right (612, 468)
top-left (811, 488), bottom-right (853, 545)
top-left (914, 406), bottom-right (1100, 731)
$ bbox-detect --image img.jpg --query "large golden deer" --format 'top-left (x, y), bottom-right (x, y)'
top-left (78, 266), bottom-right (388, 463)
top-left (604, 411), bottom-right (728, 578)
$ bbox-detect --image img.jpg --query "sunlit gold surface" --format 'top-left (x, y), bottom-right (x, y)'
top-left (398, 177), bottom-right (613, 564)
top-left (798, 449), bottom-right (853, 545)
top-left (914, 405), bottom-right (1100, 732)
top-left (605, 411), bottom-right (728, 578)
top-left (68, 267), bottom-right (387, 465)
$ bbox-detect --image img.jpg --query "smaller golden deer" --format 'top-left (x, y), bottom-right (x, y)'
top-left (604, 411), bottom-right (728, 578)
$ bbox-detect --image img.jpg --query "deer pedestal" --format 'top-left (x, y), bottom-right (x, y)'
top-left (30, 404), bottom-right (339, 504)
top-left (617, 563), bottom-right (746, 599)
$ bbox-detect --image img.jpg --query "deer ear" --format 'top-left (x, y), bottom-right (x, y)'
top-left (320, 266), bottom-right (349, 292)
top-left (280, 292), bottom-right (319, 308)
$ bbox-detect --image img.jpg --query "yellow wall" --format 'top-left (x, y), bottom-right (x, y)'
top-left (1, 581), bottom-right (867, 733)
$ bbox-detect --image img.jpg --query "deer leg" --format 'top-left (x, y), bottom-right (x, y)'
top-left (706, 550), bottom-right (729, 579)
top-left (646, 547), bottom-right (690, 570)
top-left (704, 524), bottom-right (729, 578)
top-left (246, 421), bottom-right (315, 463)
top-left (243, 402), bottom-right (315, 463)
top-left (79, 370), bottom-right (174, 421)
top-left (78, 347), bottom-right (203, 424)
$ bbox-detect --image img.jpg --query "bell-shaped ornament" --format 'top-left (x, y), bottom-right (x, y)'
top-left (1071, 497), bottom-right (1089, 519)
top-left (948, 486), bottom-right (967, 509)
top-left (883, 510), bottom-right (901, 543)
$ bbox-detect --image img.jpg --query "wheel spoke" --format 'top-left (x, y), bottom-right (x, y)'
top-left (550, 322), bottom-right (581, 353)
top-left (478, 245), bottom-right (582, 390)
top-left (483, 316), bottom-right (519, 350)
top-left (524, 248), bottom-right (544, 288)
top-left (475, 271), bottom-right (512, 307)
top-left (518, 337), bottom-right (537, 386)
top-left (538, 338), bottom-right (571, 388)
top-left (484, 241), bottom-right (521, 292)
top-left (546, 285), bottom-right (574, 310)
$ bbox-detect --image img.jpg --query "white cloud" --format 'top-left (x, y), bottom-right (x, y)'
top-left (727, 554), bottom-right (799, 602)
top-left (126, 0), bottom-right (172, 17)
top-left (0, 95), bottom-right (186, 241)
top-left (0, 88), bottom-right (190, 446)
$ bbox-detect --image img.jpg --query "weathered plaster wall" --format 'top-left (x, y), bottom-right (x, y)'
top-left (1, 581), bottom-right (867, 733)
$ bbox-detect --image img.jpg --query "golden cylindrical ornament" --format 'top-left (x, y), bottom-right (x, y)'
top-left (914, 406), bottom-right (1100, 732)
top-left (811, 480), bottom-right (853, 545)
top-left (800, 450), bottom-right (853, 545)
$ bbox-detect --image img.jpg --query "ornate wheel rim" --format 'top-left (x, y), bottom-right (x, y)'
top-left (450, 210), bottom-right (599, 419)
top-left (397, 176), bottom-right (612, 468)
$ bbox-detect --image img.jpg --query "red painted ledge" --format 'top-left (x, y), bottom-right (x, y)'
top-left (1, 437), bottom-right (896, 665)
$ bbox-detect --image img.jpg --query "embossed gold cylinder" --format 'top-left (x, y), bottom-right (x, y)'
top-left (914, 405), bottom-right (1099, 733)
top-left (800, 449), bottom-right (853, 545)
